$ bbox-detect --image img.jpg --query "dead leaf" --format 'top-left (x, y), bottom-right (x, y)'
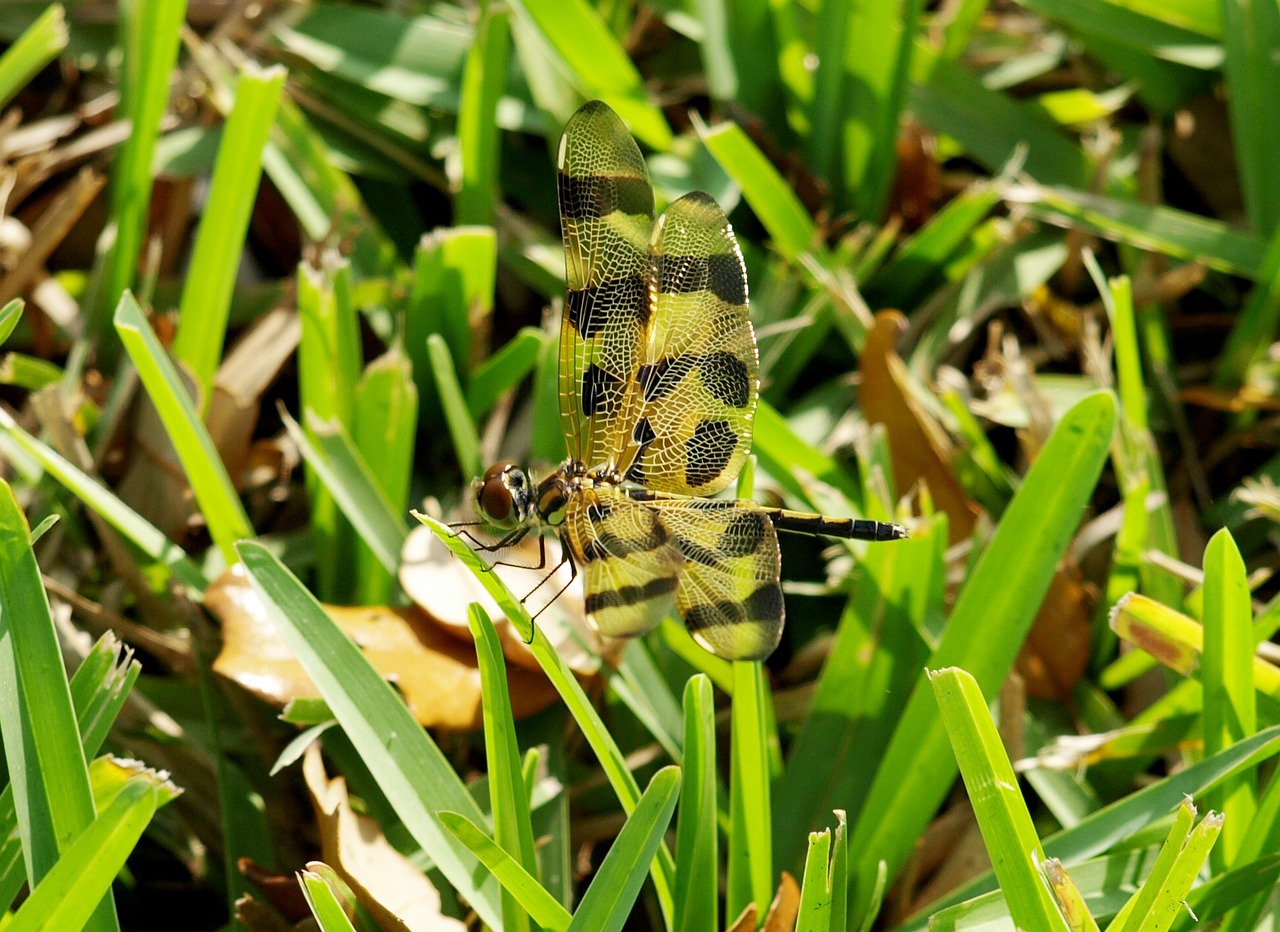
top-left (238, 858), bottom-right (310, 925)
top-left (1015, 564), bottom-right (1094, 701)
top-left (761, 871), bottom-right (801, 932)
top-left (1179, 383), bottom-right (1280, 412)
top-left (860, 311), bottom-right (983, 542)
top-left (725, 903), bottom-right (758, 932)
top-left (303, 744), bottom-right (468, 931)
top-left (209, 563), bottom-right (561, 730)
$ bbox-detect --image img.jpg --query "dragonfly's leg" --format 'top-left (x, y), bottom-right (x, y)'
top-left (524, 539), bottom-right (578, 644)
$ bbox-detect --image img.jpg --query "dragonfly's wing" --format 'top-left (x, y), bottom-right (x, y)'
top-left (565, 486), bottom-right (682, 640)
top-left (556, 101), bottom-right (656, 470)
top-left (651, 499), bottom-right (783, 661)
top-left (619, 191), bottom-right (758, 495)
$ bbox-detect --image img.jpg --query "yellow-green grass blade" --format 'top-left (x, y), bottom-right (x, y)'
top-left (847, 393), bottom-right (1116, 919)
top-left (455, 4), bottom-right (509, 227)
top-left (6, 779), bottom-right (157, 932)
top-left (673, 675), bottom-right (719, 932)
top-left (0, 4), bottom-right (65, 108)
top-left (930, 668), bottom-right (1066, 928)
top-left (298, 869), bottom-right (359, 932)
top-left (470, 604), bottom-right (538, 932)
top-left (427, 334), bottom-right (483, 482)
top-left (236, 541), bottom-right (503, 928)
top-left (727, 659), bottom-right (775, 920)
top-left (467, 327), bottom-right (546, 420)
top-left (1219, 0), bottom-right (1280, 237)
top-left (439, 811), bottom-right (572, 931)
top-left (796, 829), bottom-right (834, 932)
top-left (1214, 220), bottom-right (1280, 388)
top-left (414, 512), bottom-right (677, 922)
top-left (0, 408), bottom-right (206, 592)
top-left (567, 767), bottom-right (681, 932)
top-left (172, 63), bottom-right (286, 403)
top-left (92, 0), bottom-right (187, 353)
top-left (114, 291), bottom-right (252, 566)
top-left (505, 0), bottom-right (670, 151)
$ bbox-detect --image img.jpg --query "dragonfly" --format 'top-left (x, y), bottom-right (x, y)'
top-left (469, 101), bottom-right (906, 662)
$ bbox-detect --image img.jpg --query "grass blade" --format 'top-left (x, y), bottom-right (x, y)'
top-left (1218, 0), bottom-right (1280, 236)
top-left (455, 4), bottom-right (510, 227)
top-left (674, 674), bottom-right (719, 932)
top-left (0, 3), bottom-right (66, 109)
top-left (727, 660), bottom-right (775, 920)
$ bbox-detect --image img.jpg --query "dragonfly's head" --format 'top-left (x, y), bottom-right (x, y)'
top-left (473, 461), bottom-right (532, 530)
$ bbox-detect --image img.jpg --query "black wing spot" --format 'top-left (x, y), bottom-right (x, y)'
top-left (585, 576), bottom-right (678, 612)
top-left (638, 355), bottom-right (697, 402)
top-left (684, 600), bottom-right (743, 632)
top-left (745, 582), bottom-right (784, 622)
top-left (720, 511), bottom-right (768, 557)
top-left (678, 537), bottom-right (722, 568)
top-left (567, 276), bottom-right (646, 338)
top-left (657, 254), bottom-right (745, 305)
top-left (558, 171), bottom-right (654, 220)
top-left (685, 419), bottom-right (736, 488)
top-left (581, 364), bottom-right (623, 418)
top-left (707, 252), bottom-right (747, 305)
top-left (699, 352), bottom-right (751, 408)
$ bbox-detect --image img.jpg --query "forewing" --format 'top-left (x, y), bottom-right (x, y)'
top-left (621, 192), bottom-right (758, 495)
top-left (557, 101), bottom-right (656, 469)
top-left (565, 487), bottom-right (682, 640)
top-left (655, 499), bottom-right (783, 661)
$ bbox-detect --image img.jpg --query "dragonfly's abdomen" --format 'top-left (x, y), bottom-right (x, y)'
top-left (765, 510), bottom-right (908, 542)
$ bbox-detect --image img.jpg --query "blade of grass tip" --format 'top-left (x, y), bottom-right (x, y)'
top-left (427, 333), bottom-right (483, 481)
top-left (298, 870), bottom-right (359, 932)
top-left (505, 0), bottom-right (671, 150)
top-left (408, 227), bottom-right (498, 395)
top-left (847, 393), bottom-right (1116, 919)
top-left (413, 512), bottom-right (677, 922)
top-left (113, 292), bottom-right (252, 566)
top-left (675, 674), bottom-right (718, 932)
top-left (284, 408), bottom-right (408, 576)
top-left (7, 780), bottom-right (156, 932)
top-left (0, 480), bottom-right (118, 930)
top-left (796, 829), bottom-right (833, 932)
top-left (93, 0), bottom-right (188, 354)
top-left (172, 63), bottom-right (286, 405)
top-left (567, 767), bottom-right (681, 932)
top-left (438, 812), bottom-right (572, 931)
top-left (929, 668), bottom-right (1065, 928)
top-left (695, 114), bottom-right (816, 263)
top-left (1219, 0), bottom-right (1280, 237)
top-left (0, 4), bottom-right (65, 109)
top-left (1106, 797), bottom-right (1196, 932)
top-left (235, 541), bottom-right (503, 927)
top-left (0, 409), bottom-right (206, 593)
top-left (352, 346), bottom-right (417, 603)
top-left (470, 604), bottom-right (538, 932)
top-left (1200, 530), bottom-right (1257, 871)
top-left (467, 327), bottom-right (546, 420)
top-left (1214, 219), bottom-right (1280, 388)
top-left (0, 298), bottom-right (22, 346)
top-left (456, 3), bottom-right (510, 227)
top-left (830, 811), bottom-right (849, 932)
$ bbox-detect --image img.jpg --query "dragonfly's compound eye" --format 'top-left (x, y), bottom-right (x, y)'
top-left (475, 461), bottom-right (524, 528)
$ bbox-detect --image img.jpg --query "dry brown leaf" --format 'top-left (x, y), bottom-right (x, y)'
top-left (761, 871), bottom-right (801, 932)
top-left (209, 563), bottom-right (561, 730)
top-left (725, 903), bottom-right (758, 932)
top-left (400, 521), bottom-right (622, 675)
top-left (1179, 383), bottom-right (1280, 412)
top-left (860, 311), bottom-right (983, 542)
top-left (238, 858), bottom-right (311, 926)
top-left (303, 745), bottom-right (468, 932)
top-left (1016, 564), bottom-right (1095, 701)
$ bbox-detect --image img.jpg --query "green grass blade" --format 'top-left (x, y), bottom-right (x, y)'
top-left (113, 292), bottom-right (252, 566)
top-left (697, 117), bottom-right (816, 262)
top-left (727, 660), bottom-right (775, 920)
top-left (848, 393), bottom-right (1116, 918)
top-left (428, 334), bottom-right (484, 481)
top-left (1005, 182), bottom-right (1267, 276)
top-left (1219, 0), bottom-right (1280, 236)
top-left (172, 63), bottom-right (286, 402)
top-left (466, 327), bottom-right (546, 419)
top-left (797, 829), bottom-right (834, 932)
top-left (0, 3), bottom-right (66, 109)
top-left (674, 674), bottom-right (719, 932)
top-left (567, 767), bottom-right (681, 932)
top-left (235, 541), bottom-right (502, 928)
top-left (470, 604), bottom-right (538, 932)
top-left (611, 644), bottom-right (684, 764)
top-left (284, 409), bottom-right (407, 575)
top-left (0, 409), bottom-right (206, 592)
top-left (408, 226), bottom-right (497, 394)
top-left (1213, 220), bottom-right (1280, 387)
top-left (930, 668), bottom-right (1066, 928)
top-left (505, 0), bottom-right (671, 150)
top-left (1106, 798), bottom-right (1195, 932)
top-left (1200, 530), bottom-right (1257, 870)
top-left (455, 4), bottom-right (510, 227)
top-left (93, 0), bottom-right (188, 349)
top-left (438, 811), bottom-right (572, 931)
top-left (298, 869), bottom-right (359, 932)
top-left (7, 779), bottom-right (156, 932)
top-left (0, 298), bottom-right (22, 347)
